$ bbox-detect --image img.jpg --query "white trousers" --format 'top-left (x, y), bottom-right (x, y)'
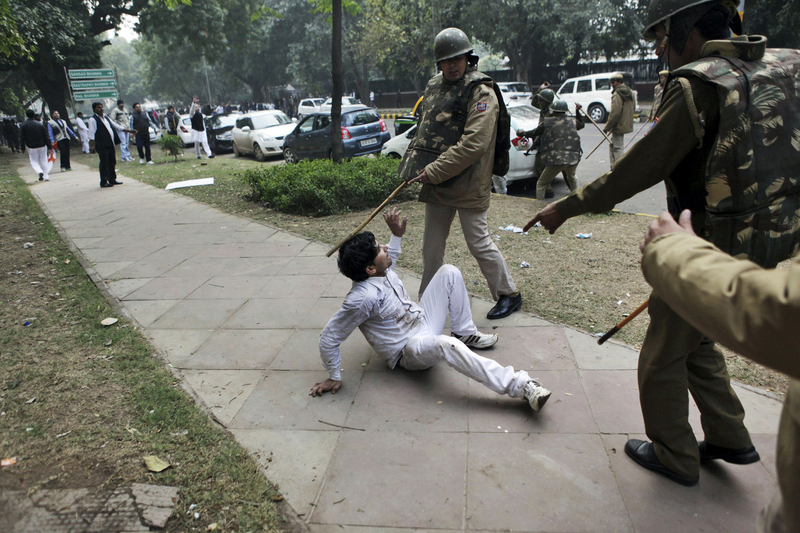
top-left (27, 146), bottom-right (52, 179)
top-left (191, 130), bottom-right (212, 157)
top-left (79, 130), bottom-right (90, 153)
top-left (399, 265), bottom-right (530, 399)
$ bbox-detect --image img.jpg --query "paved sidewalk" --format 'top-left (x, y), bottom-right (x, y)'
top-left (17, 157), bottom-right (783, 532)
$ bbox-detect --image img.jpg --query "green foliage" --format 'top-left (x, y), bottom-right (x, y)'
top-left (243, 156), bottom-right (415, 216)
top-left (157, 134), bottom-right (183, 161)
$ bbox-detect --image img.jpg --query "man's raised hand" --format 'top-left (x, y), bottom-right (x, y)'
top-left (384, 206), bottom-right (407, 237)
top-left (310, 379), bottom-right (342, 397)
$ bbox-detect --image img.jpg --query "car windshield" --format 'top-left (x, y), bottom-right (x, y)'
top-left (508, 105), bottom-right (540, 131)
top-left (507, 83), bottom-right (530, 93)
top-left (251, 113), bottom-right (292, 129)
top-left (210, 115), bottom-right (237, 128)
top-left (342, 109), bottom-right (379, 127)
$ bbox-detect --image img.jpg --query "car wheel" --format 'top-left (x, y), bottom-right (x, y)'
top-left (387, 152), bottom-right (401, 159)
top-left (254, 143), bottom-right (266, 162)
top-left (232, 142), bottom-right (240, 157)
top-left (179, 138), bottom-right (186, 148)
top-left (588, 104), bottom-right (607, 123)
top-left (283, 147), bottom-right (298, 164)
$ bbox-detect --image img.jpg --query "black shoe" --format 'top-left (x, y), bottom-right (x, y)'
top-left (38, 173), bottom-right (44, 181)
top-left (100, 182), bottom-right (113, 188)
top-left (109, 180), bottom-right (123, 185)
top-left (699, 441), bottom-right (760, 465)
top-left (544, 191), bottom-right (555, 199)
top-left (208, 154), bottom-right (215, 158)
top-left (487, 292), bottom-right (522, 320)
top-left (624, 439), bottom-right (699, 486)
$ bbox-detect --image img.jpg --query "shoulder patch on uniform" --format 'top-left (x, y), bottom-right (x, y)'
top-left (476, 102), bottom-right (488, 112)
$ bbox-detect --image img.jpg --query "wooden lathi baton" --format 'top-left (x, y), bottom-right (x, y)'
top-left (597, 299), bottom-right (650, 345)
top-left (623, 119), bottom-right (651, 151)
top-left (584, 136), bottom-right (607, 159)
top-left (326, 181), bottom-right (409, 257)
top-left (577, 107), bottom-right (613, 145)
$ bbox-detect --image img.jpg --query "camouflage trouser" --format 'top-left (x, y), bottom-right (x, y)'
top-left (639, 294), bottom-right (753, 478)
top-left (536, 164), bottom-right (576, 201)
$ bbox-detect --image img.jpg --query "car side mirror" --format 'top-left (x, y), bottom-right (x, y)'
top-left (241, 126), bottom-right (251, 132)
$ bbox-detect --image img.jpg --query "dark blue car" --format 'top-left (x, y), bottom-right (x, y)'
top-left (282, 107), bottom-right (390, 163)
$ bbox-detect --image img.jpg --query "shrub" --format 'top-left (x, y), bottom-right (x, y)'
top-left (158, 134), bottom-right (183, 161)
top-left (242, 156), bottom-right (417, 216)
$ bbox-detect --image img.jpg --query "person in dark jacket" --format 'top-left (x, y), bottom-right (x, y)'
top-left (88, 102), bottom-right (136, 188)
top-left (165, 106), bottom-right (180, 135)
top-left (130, 103), bottom-right (154, 165)
top-left (19, 109), bottom-right (53, 181)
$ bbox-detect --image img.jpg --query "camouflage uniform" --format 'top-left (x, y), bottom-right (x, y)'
top-left (521, 113), bottom-right (585, 200)
top-left (552, 36), bottom-right (800, 481)
top-left (530, 87), bottom-right (554, 191)
top-left (399, 68), bottom-right (517, 301)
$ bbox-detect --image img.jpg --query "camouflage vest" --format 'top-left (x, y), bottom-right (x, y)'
top-left (398, 70), bottom-right (509, 183)
top-left (538, 116), bottom-right (582, 167)
top-left (672, 45), bottom-right (800, 267)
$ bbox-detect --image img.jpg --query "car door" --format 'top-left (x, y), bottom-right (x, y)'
top-left (306, 115), bottom-right (332, 159)
top-left (291, 116), bottom-right (317, 158)
top-left (232, 117), bottom-right (248, 151)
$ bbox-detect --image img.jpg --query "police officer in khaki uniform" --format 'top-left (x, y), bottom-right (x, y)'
top-left (604, 73), bottom-right (634, 169)
top-left (640, 210), bottom-right (800, 532)
top-left (526, 0), bottom-right (800, 486)
top-left (517, 99), bottom-right (584, 200)
top-left (402, 28), bottom-right (521, 320)
top-left (649, 70), bottom-right (670, 120)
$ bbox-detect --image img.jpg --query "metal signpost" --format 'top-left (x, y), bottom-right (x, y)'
top-left (65, 68), bottom-right (118, 116)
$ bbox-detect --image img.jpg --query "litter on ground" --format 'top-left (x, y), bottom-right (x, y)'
top-left (165, 177), bottom-right (215, 190)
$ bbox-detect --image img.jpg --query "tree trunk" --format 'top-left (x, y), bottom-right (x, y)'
top-left (28, 65), bottom-right (72, 128)
top-left (331, 0), bottom-right (343, 163)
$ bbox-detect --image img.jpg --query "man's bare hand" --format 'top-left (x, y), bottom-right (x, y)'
top-left (310, 379), bottom-right (342, 397)
top-left (407, 168), bottom-right (431, 185)
top-left (640, 210), bottom-right (695, 252)
top-left (524, 202), bottom-right (567, 234)
top-left (384, 206), bottom-right (407, 237)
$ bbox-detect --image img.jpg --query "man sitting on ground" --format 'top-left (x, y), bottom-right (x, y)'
top-left (310, 207), bottom-right (552, 411)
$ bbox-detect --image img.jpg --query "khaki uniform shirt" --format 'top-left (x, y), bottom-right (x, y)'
top-left (604, 84), bottom-right (634, 135)
top-left (418, 81), bottom-right (499, 211)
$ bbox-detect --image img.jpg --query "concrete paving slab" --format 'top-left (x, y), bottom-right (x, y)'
top-left (488, 326), bottom-right (577, 371)
top-left (92, 261), bottom-right (133, 278)
top-left (124, 276), bottom-right (210, 300)
top-left (149, 298), bottom-right (245, 329)
top-left (731, 384), bottom-right (783, 435)
top-left (344, 366), bottom-right (469, 432)
top-left (186, 275), bottom-right (272, 299)
top-left (159, 256), bottom-right (232, 278)
top-left (216, 256), bottom-right (293, 277)
top-left (230, 428), bottom-right (340, 518)
top-left (467, 433), bottom-right (634, 533)
top-left (175, 328), bottom-right (294, 369)
top-left (124, 299), bottom-right (180, 328)
top-left (312, 431), bottom-right (466, 529)
top-left (106, 277), bottom-right (153, 300)
top-left (564, 327), bottom-right (639, 370)
top-left (468, 369), bottom-right (597, 434)
top-left (580, 369), bottom-right (647, 434)
top-left (229, 370), bottom-right (363, 430)
top-left (223, 297), bottom-right (316, 329)
top-left (277, 255), bottom-right (340, 275)
top-left (300, 297), bottom-right (349, 329)
top-left (181, 369), bottom-right (263, 426)
top-left (144, 328), bottom-right (214, 362)
top-left (603, 433), bottom-right (774, 533)
top-left (256, 274), bottom-right (338, 299)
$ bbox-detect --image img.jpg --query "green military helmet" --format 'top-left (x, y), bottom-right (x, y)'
top-left (642, 0), bottom-right (742, 40)
top-left (550, 100), bottom-right (569, 114)
top-left (434, 28), bottom-right (474, 63)
top-left (538, 89), bottom-right (555, 104)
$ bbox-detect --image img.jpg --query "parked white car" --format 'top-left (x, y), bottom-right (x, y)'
top-left (497, 82), bottom-right (533, 106)
top-left (555, 72), bottom-right (639, 123)
top-left (320, 97), bottom-right (365, 113)
top-left (176, 114), bottom-right (194, 147)
top-left (381, 104), bottom-right (541, 186)
top-left (297, 98), bottom-right (324, 120)
top-left (231, 110), bottom-right (295, 161)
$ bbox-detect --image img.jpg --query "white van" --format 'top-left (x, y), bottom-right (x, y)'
top-left (555, 72), bottom-right (638, 123)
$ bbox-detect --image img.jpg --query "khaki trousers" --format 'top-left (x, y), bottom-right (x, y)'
top-left (639, 295), bottom-right (753, 478)
top-left (536, 164), bottom-right (577, 200)
top-left (420, 203), bottom-right (516, 301)
top-left (609, 132), bottom-right (624, 169)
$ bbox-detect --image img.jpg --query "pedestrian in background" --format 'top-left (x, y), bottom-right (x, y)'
top-left (75, 112), bottom-right (90, 154)
top-left (604, 72), bottom-right (634, 169)
top-left (650, 70), bottom-right (669, 120)
top-left (108, 100), bottom-right (132, 162)
top-left (165, 106), bottom-right (180, 135)
top-left (2, 119), bottom-right (20, 153)
top-left (20, 109), bottom-right (53, 182)
top-left (130, 103), bottom-right (154, 165)
top-left (48, 110), bottom-right (77, 172)
top-left (188, 96), bottom-right (214, 159)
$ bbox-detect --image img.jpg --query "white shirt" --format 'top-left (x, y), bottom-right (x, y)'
top-left (319, 235), bottom-right (424, 381)
top-left (75, 118), bottom-right (89, 132)
top-left (88, 114), bottom-right (125, 141)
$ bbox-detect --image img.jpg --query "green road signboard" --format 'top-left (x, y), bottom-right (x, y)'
top-left (71, 79), bottom-right (117, 90)
top-left (68, 68), bottom-right (114, 79)
top-left (73, 90), bottom-right (119, 101)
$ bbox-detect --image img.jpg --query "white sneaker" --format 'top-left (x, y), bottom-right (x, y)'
top-left (451, 331), bottom-right (498, 349)
top-left (139, 158), bottom-right (145, 164)
top-left (147, 161), bottom-right (154, 165)
top-left (44, 176), bottom-right (49, 181)
top-left (523, 380), bottom-right (551, 412)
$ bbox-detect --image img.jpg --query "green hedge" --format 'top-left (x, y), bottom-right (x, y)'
top-left (242, 156), bottom-right (416, 216)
